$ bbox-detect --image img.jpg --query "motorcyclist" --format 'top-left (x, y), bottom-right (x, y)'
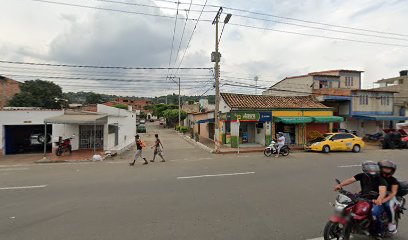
top-left (334, 161), bottom-right (387, 239)
top-left (275, 132), bottom-right (285, 158)
top-left (378, 160), bottom-right (399, 235)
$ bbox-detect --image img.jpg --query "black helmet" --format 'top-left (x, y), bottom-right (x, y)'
top-left (378, 160), bottom-right (397, 175)
top-left (362, 161), bottom-right (380, 176)
top-left (278, 132), bottom-right (284, 136)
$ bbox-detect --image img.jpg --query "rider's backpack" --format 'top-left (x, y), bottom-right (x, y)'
top-left (397, 180), bottom-right (408, 196)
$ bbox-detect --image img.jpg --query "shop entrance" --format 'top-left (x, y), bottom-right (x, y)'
top-left (275, 122), bottom-right (295, 145)
top-left (239, 122), bottom-right (256, 144)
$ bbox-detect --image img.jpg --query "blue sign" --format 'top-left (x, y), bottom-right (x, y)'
top-left (259, 112), bottom-right (272, 122)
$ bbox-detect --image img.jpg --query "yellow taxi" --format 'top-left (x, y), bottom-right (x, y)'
top-left (306, 132), bottom-right (365, 153)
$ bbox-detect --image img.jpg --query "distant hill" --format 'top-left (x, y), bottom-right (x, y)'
top-left (65, 91), bottom-right (215, 105)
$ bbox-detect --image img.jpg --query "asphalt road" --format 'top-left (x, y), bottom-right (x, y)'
top-left (1, 123), bottom-right (407, 240)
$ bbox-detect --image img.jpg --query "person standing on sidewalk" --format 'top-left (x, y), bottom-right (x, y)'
top-left (150, 134), bottom-right (165, 162)
top-left (129, 135), bottom-right (148, 166)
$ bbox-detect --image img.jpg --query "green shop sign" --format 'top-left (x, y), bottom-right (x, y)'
top-left (232, 111), bottom-right (260, 121)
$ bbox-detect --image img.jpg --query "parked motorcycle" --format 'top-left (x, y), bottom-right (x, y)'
top-left (263, 140), bottom-right (290, 157)
top-left (55, 135), bottom-right (74, 156)
top-left (363, 132), bottom-right (383, 142)
top-left (323, 179), bottom-right (407, 240)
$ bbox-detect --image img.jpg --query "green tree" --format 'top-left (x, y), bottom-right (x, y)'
top-left (139, 111), bottom-right (147, 119)
top-left (8, 79), bottom-right (63, 109)
top-left (163, 109), bottom-right (187, 126)
top-left (113, 104), bottom-right (128, 110)
top-left (86, 92), bottom-right (106, 104)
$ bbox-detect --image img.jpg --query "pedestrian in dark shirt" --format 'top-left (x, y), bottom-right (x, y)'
top-left (129, 135), bottom-right (148, 166)
top-left (150, 134), bottom-right (165, 162)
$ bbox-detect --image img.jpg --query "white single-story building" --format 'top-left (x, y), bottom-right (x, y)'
top-left (0, 108), bottom-right (63, 156)
top-left (1, 104), bottom-right (136, 158)
top-left (46, 104), bottom-right (136, 155)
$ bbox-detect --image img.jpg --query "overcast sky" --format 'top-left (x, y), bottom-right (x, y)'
top-left (0, 0), bottom-right (407, 97)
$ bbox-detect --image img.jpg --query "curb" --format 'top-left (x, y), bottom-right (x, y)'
top-left (177, 133), bottom-right (215, 153)
top-left (35, 158), bottom-right (93, 164)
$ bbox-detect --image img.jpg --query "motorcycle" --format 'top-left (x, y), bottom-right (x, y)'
top-left (323, 179), bottom-right (406, 240)
top-left (363, 132), bottom-right (383, 142)
top-left (55, 135), bottom-right (74, 156)
top-left (263, 140), bottom-right (290, 157)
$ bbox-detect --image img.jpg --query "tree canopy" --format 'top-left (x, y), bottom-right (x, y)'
top-left (8, 80), bottom-right (64, 109)
top-left (163, 109), bottom-right (187, 126)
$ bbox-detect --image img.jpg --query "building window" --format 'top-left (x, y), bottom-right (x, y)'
top-left (345, 76), bottom-right (354, 87)
top-left (386, 96), bottom-right (390, 105)
top-left (360, 95), bottom-right (369, 105)
top-left (399, 79), bottom-right (404, 85)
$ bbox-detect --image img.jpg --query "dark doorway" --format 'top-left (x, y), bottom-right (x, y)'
top-left (4, 125), bottom-right (52, 155)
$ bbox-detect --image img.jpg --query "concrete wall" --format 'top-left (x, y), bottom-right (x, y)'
top-left (339, 103), bottom-right (350, 115)
top-left (97, 104), bottom-right (136, 152)
top-left (338, 72), bottom-right (361, 89)
top-left (351, 91), bottom-right (394, 114)
top-left (0, 110), bottom-right (63, 155)
top-left (343, 118), bottom-right (382, 135)
top-left (263, 76), bottom-right (313, 96)
top-left (192, 112), bottom-right (214, 139)
top-left (219, 98), bottom-right (231, 113)
top-left (255, 124), bottom-right (266, 146)
top-left (52, 124), bottom-right (80, 150)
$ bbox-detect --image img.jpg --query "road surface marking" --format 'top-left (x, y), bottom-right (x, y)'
top-left (198, 157), bottom-right (213, 160)
top-left (0, 185), bottom-right (48, 190)
top-left (337, 164), bottom-right (361, 168)
top-left (0, 168), bottom-right (29, 171)
top-left (177, 172), bottom-right (255, 179)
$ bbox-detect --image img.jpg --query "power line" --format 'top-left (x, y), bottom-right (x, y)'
top-left (30, 0), bottom-right (213, 22)
top-left (173, 0), bottom-right (193, 67)
top-left (92, 0), bottom-right (217, 13)
top-left (0, 60), bottom-right (212, 70)
top-left (166, 0), bottom-right (180, 84)
top-left (222, 82), bottom-right (408, 99)
top-left (228, 23), bottom-right (408, 48)
top-left (0, 65), bottom-right (213, 77)
top-left (171, 0), bottom-right (209, 78)
top-left (151, 0), bottom-right (408, 37)
top-left (232, 13), bottom-right (408, 42)
top-left (29, 0), bottom-right (408, 48)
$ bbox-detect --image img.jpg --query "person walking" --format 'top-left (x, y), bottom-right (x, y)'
top-left (129, 134), bottom-right (148, 166)
top-left (150, 133), bottom-right (165, 162)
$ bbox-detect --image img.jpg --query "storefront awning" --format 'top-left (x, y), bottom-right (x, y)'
top-left (44, 114), bottom-right (108, 124)
top-left (351, 115), bottom-right (408, 121)
top-left (274, 116), bottom-right (313, 124)
top-left (313, 116), bottom-right (344, 123)
top-left (196, 118), bottom-right (215, 124)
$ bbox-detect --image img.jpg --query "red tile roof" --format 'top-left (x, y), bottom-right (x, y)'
top-left (221, 93), bottom-right (330, 109)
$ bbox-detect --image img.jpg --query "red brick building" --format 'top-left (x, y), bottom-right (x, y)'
top-left (0, 76), bottom-right (21, 110)
top-left (104, 98), bottom-right (153, 111)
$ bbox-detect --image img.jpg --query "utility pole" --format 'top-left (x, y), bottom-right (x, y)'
top-left (212, 8), bottom-right (231, 153)
top-left (255, 76), bottom-right (259, 95)
top-left (168, 76), bottom-right (181, 126)
top-left (213, 8), bottom-right (222, 153)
